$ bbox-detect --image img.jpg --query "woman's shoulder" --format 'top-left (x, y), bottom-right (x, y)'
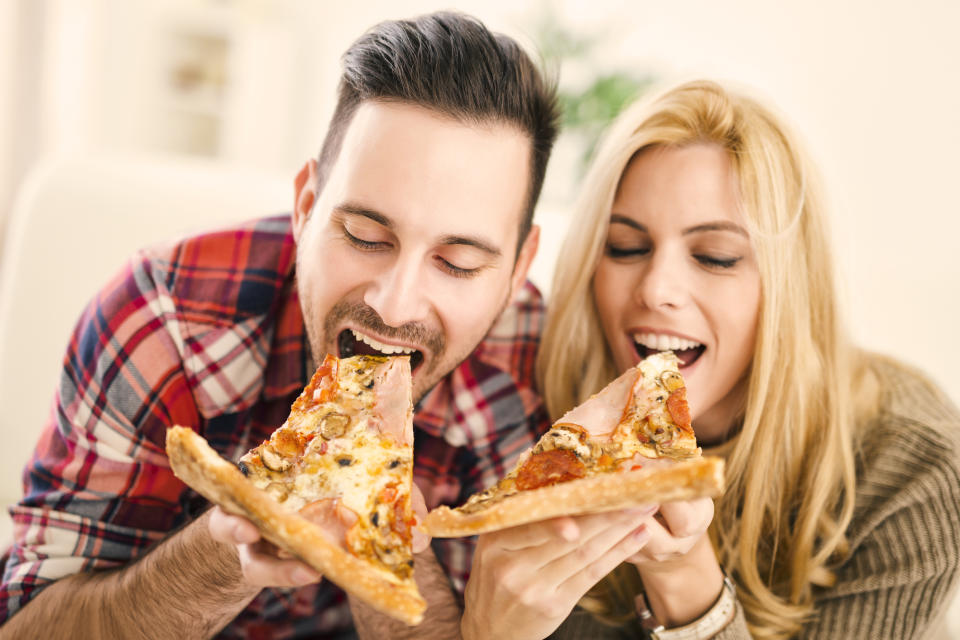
top-left (849, 352), bottom-right (960, 535)
top-left (858, 353), bottom-right (960, 450)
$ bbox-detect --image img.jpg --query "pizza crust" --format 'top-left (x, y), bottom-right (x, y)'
top-left (423, 456), bottom-right (724, 537)
top-left (165, 426), bottom-right (426, 625)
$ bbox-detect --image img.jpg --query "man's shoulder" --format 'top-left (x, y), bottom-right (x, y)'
top-left (473, 280), bottom-right (545, 377)
top-left (139, 214), bottom-right (296, 323)
top-left (425, 281), bottom-right (546, 434)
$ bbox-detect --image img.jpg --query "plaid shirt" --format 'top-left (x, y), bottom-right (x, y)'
top-left (0, 215), bottom-right (548, 638)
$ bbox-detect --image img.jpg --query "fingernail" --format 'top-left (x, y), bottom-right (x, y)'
top-left (628, 505), bottom-right (657, 517)
top-left (293, 567), bottom-right (320, 584)
top-left (633, 525), bottom-right (651, 543)
top-left (561, 522), bottom-right (580, 542)
top-left (233, 523), bottom-right (256, 544)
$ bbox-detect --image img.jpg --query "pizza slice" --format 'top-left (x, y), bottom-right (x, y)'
top-left (423, 352), bottom-right (723, 537)
top-left (165, 354), bottom-right (426, 625)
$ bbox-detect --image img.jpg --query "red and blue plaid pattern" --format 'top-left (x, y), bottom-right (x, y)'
top-left (0, 215), bottom-right (548, 637)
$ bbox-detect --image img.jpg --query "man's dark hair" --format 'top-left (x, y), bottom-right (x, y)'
top-left (316, 11), bottom-right (560, 254)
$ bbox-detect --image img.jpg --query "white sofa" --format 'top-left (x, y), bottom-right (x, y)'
top-left (0, 152), bottom-right (289, 545)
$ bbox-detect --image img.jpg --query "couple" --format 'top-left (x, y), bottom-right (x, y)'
top-left (1, 11), bottom-right (957, 640)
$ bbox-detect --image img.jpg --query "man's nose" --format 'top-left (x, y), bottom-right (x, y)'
top-left (362, 257), bottom-right (430, 328)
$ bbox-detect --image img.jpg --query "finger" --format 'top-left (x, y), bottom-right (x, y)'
top-left (410, 482), bottom-right (432, 554)
top-left (490, 504), bottom-right (657, 553)
top-left (208, 507), bottom-right (261, 545)
top-left (535, 509), bottom-right (656, 585)
top-left (626, 510), bottom-right (703, 564)
top-left (412, 524), bottom-right (431, 554)
top-left (657, 498), bottom-right (713, 538)
top-left (483, 515), bottom-right (580, 552)
top-left (559, 523), bottom-right (652, 598)
top-left (238, 543), bottom-right (322, 588)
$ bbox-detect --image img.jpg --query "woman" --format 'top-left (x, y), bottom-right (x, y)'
top-left (535, 80), bottom-right (960, 638)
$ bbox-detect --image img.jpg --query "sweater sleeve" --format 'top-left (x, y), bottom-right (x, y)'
top-left (553, 364), bottom-right (960, 640)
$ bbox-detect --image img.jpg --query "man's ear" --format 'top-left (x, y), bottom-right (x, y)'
top-left (507, 224), bottom-right (540, 305)
top-left (292, 158), bottom-right (319, 241)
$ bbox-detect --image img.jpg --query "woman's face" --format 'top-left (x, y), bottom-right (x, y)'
top-left (592, 143), bottom-right (761, 443)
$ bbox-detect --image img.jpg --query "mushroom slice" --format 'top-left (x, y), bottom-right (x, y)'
top-left (660, 370), bottom-right (684, 393)
top-left (260, 445), bottom-right (291, 472)
top-left (320, 412), bottom-right (351, 440)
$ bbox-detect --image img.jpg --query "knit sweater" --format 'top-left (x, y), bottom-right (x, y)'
top-left (551, 358), bottom-right (960, 639)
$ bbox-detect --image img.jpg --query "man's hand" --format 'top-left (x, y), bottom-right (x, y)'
top-left (461, 505), bottom-right (658, 640)
top-left (208, 508), bottom-right (323, 588)
top-left (207, 481), bottom-right (431, 590)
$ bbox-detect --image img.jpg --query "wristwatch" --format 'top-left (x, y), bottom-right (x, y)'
top-left (635, 575), bottom-right (737, 639)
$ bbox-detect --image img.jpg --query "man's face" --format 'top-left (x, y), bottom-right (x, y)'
top-left (293, 102), bottom-right (538, 402)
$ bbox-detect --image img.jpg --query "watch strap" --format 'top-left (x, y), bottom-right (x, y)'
top-left (636, 575), bottom-right (737, 640)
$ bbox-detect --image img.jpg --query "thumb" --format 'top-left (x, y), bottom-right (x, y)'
top-left (411, 481), bottom-right (432, 554)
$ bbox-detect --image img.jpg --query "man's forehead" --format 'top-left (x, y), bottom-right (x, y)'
top-left (326, 101), bottom-right (529, 249)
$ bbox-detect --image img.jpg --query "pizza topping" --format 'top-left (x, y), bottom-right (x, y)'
top-left (660, 370), bottom-right (684, 393)
top-left (516, 449), bottom-right (587, 491)
top-left (260, 446), bottom-right (291, 472)
top-left (234, 354), bottom-right (417, 583)
top-left (320, 413), bottom-right (351, 439)
top-left (299, 497), bottom-right (358, 545)
top-left (666, 387), bottom-right (691, 429)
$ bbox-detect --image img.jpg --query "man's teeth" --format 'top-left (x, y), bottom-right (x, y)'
top-left (632, 332), bottom-right (702, 352)
top-left (351, 329), bottom-right (416, 355)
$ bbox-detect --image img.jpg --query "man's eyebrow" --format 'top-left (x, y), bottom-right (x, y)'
top-left (439, 234), bottom-right (502, 257)
top-left (609, 215), bottom-right (748, 237)
top-left (335, 203), bottom-right (393, 228)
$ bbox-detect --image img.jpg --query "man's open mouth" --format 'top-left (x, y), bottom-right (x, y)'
top-left (338, 328), bottom-right (425, 371)
top-left (632, 332), bottom-right (705, 368)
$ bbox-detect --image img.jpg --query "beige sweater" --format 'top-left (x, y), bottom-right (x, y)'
top-left (551, 359), bottom-right (960, 639)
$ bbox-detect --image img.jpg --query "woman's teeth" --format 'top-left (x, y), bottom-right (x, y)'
top-left (632, 332), bottom-right (702, 352)
top-left (351, 329), bottom-right (415, 355)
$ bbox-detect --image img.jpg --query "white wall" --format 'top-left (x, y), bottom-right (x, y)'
top-left (1, 0), bottom-right (957, 413)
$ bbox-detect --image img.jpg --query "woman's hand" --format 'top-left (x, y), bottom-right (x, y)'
top-left (461, 505), bottom-right (658, 640)
top-left (628, 497), bottom-right (725, 627)
top-left (627, 497), bottom-right (714, 569)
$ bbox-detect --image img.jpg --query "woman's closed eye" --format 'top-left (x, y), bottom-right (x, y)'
top-left (693, 254), bottom-right (742, 269)
top-left (605, 243), bottom-right (650, 259)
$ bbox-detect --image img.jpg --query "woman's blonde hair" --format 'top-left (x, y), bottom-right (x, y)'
top-left (537, 80), bottom-right (866, 638)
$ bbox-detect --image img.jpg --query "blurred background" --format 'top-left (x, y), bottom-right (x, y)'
top-left (0, 0), bottom-right (958, 625)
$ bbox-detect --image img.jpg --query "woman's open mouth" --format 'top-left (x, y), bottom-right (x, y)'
top-left (338, 328), bottom-right (425, 371)
top-left (632, 332), bottom-right (705, 368)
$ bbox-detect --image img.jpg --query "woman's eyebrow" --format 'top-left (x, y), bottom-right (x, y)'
top-left (610, 214), bottom-right (646, 231)
top-left (609, 215), bottom-right (747, 238)
top-left (683, 221), bottom-right (748, 237)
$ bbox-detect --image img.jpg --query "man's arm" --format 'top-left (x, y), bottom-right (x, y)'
top-left (1, 511), bottom-right (253, 639)
top-left (1, 509), bottom-right (320, 639)
top-left (351, 547), bottom-right (463, 640)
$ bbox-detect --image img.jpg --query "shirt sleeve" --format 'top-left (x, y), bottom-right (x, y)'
top-left (0, 251), bottom-right (201, 623)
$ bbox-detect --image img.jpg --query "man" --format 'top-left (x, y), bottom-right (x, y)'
top-left (0, 12), bottom-right (558, 638)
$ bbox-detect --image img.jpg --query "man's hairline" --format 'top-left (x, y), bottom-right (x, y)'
top-left (312, 98), bottom-right (537, 263)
